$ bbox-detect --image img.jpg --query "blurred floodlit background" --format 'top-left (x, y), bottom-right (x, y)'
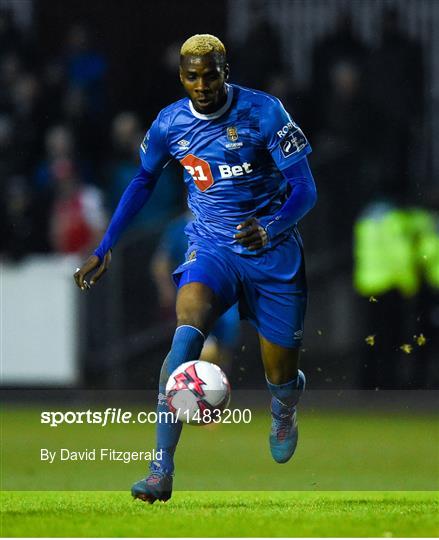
top-left (1, 0), bottom-right (438, 391)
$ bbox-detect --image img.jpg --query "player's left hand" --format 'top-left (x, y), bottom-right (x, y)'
top-left (73, 251), bottom-right (112, 291)
top-left (234, 218), bottom-right (268, 251)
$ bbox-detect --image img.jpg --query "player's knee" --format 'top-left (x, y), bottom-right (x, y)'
top-left (176, 304), bottom-right (213, 333)
top-left (176, 286), bottom-right (219, 333)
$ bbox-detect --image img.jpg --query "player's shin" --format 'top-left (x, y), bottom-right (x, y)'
top-left (266, 370), bottom-right (306, 463)
top-left (155, 325), bottom-right (205, 471)
top-left (266, 370), bottom-right (306, 410)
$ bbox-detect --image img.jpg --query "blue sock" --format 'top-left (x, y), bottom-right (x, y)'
top-left (155, 325), bottom-right (205, 472)
top-left (267, 370), bottom-right (306, 413)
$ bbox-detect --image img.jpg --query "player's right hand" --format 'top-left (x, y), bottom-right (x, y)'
top-left (73, 251), bottom-right (112, 291)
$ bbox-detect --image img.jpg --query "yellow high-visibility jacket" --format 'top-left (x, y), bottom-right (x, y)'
top-left (354, 205), bottom-right (439, 296)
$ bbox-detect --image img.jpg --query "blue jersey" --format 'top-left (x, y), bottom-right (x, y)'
top-left (157, 212), bottom-right (193, 268)
top-left (139, 83), bottom-right (311, 255)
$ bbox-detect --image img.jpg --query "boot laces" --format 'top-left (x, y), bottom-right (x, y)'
top-left (272, 413), bottom-right (293, 441)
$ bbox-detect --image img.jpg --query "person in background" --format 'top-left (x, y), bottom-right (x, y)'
top-left (0, 176), bottom-right (43, 260)
top-left (312, 59), bottom-right (369, 249)
top-left (64, 22), bottom-right (108, 118)
top-left (49, 158), bottom-right (106, 255)
top-left (363, 6), bottom-right (424, 199)
top-left (106, 111), bottom-right (183, 231)
top-left (311, 11), bottom-right (368, 111)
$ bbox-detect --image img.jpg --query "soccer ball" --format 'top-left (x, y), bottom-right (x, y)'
top-left (165, 360), bottom-right (231, 424)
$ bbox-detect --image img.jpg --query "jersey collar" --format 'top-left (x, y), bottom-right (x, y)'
top-left (188, 84), bottom-right (233, 120)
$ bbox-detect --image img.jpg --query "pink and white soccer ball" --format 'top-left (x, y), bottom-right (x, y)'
top-left (165, 360), bottom-right (231, 424)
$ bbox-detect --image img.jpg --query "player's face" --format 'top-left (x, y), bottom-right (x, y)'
top-left (180, 54), bottom-right (229, 114)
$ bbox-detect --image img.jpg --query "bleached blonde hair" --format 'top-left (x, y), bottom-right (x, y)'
top-left (180, 34), bottom-right (226, 63)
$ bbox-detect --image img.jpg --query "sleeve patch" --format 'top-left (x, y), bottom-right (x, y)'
top-left (280, 128), bottom-right (308, 158)
top-left (140, 131), bottom-right (150, 153)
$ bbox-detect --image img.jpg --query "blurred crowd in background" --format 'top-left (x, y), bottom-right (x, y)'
top-left (1, 0), bottom-right (438, 389)
top-left (0, 9), bottom-right (186, 260)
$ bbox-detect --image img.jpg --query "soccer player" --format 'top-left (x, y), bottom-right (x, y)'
top-left (74, 34), bottom-right (317, 503)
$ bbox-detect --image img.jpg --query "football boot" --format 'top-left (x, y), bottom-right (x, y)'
top-left (131, 460), bottom-right (173, 503)
top-left (269, 370), bottom-right (305, 464)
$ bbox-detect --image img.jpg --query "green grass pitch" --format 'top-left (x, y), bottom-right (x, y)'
top-left (1, 406), bottom-right (438, 536)
top-left (1, 490), bottom-right (438, 537)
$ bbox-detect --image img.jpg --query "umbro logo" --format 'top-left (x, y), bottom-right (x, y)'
top-left (177, 139), bottom-right (190, 148)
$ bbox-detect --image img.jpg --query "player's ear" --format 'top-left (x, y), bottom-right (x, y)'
top-left (224, 63), bottom-right (230, 82)
top-left (179, 66), bottom-right (184, 84)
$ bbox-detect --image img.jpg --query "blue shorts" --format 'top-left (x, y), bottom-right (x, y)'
top-left (210, 303), bottom-right (240, 348)
top-left (172, 233), bottom-right (307, 348)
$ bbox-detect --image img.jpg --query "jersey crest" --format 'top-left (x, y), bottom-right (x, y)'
top-left (226, 126), bottom-right (239, 142)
